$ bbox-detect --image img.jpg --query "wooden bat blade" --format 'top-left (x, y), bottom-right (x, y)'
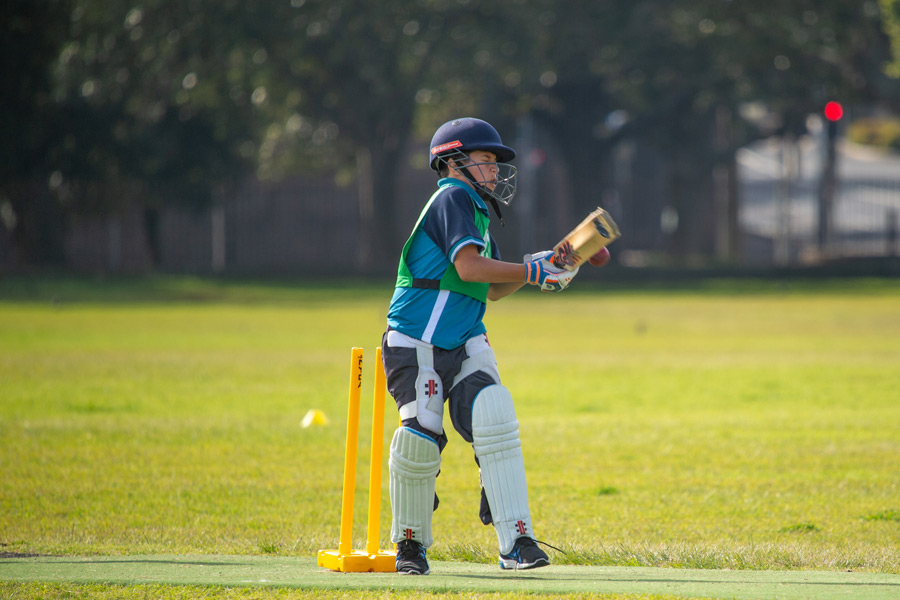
top-left (551, 207), bottom-right (621, 271)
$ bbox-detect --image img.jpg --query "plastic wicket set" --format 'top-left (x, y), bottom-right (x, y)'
top-left (317, 347), bottom-right (396, 572)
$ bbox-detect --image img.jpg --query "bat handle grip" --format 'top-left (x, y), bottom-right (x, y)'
top-left (550, 247), bottom-right (578, 270)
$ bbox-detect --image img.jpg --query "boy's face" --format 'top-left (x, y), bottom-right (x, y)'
top-left (451, 150), bottom-right (499, 191)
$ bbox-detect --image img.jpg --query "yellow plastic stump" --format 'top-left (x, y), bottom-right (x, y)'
top-left (318, 347), bottom-right (396, 572)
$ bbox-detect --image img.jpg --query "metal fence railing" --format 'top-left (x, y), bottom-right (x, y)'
top-left (737, 138), bottom-right (900, 266)
top-left (832, 179), bottom-right (900, 259)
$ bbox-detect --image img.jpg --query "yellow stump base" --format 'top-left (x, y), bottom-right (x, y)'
top-left (317, 549), bottom-right (396, 573)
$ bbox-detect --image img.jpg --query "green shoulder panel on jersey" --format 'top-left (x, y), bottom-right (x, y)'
top-left (395, 183), bottom-right (491, 304)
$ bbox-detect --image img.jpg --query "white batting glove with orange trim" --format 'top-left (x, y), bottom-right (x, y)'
top-left (524, 251), bottom-right (579, 292)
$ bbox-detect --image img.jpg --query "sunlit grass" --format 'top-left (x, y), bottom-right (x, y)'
top-left (0, 582), bottom-right (685, 600)
top-left (2, 277), bottom-right (899, 578)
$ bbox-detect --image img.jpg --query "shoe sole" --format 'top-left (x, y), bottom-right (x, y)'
top-left (397, 567), bottom-right (430, 575)
top-left (498, 557), bottom-right (549, 570)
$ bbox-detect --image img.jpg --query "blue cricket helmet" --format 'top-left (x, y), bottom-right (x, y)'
top-left (428, 118), bottom-right (516, 171)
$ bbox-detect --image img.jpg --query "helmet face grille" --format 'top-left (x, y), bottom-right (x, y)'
top-left (490, 163), bottom-right (517, 205)
top-left (432, 147), bottom-right (470, 170)
top-left (434, 150), bottom-right (517, 206)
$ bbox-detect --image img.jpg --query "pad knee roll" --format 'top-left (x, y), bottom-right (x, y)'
top-left (471, 385), bottom-right (534, 554)
top-left (389, 427), bottom-right (441, 548)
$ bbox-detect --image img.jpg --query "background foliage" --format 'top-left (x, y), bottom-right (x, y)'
top-left (3, 0), bottom-right (900, 267)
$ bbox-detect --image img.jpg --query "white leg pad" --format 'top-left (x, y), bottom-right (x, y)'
top-left (389, 427), bottom-right (441, 548)
top-left (471, 385), bottom-right (533, 554)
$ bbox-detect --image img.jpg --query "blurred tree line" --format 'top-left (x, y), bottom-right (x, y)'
top-left (3, 0), bottom-right (900, 270)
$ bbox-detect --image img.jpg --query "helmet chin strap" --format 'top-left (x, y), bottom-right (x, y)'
top-left (458, 166), bottom-right (506, 227)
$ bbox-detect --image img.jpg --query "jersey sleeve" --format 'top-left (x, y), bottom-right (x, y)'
top-left (421, 187), bottom-right (486, 261)
top-left (489, 233), bottom-right (501, 261)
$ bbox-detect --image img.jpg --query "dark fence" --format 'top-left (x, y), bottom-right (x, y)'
top-left (57, 175), bottom-right (363, 276)
top-left (2, 137), bottom-right (899, 276)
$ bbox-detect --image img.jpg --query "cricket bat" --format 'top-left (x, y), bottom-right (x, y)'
top-left (550, 207), bottom-right (621, 271)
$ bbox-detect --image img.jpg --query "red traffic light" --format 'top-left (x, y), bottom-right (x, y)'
top-left (824, 101), bottom-right (843, 122)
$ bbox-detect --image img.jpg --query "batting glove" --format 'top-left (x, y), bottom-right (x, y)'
top-left (524, 251), bottom-right (579, 292)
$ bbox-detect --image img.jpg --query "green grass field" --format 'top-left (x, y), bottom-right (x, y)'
top-left (2, 276), bottom-right (899, 599)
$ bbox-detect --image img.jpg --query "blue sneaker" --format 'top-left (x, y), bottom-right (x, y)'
top-left (396, 539), bottom-right (430, 575)
top-left (499, 536), bottom-right (549, 570)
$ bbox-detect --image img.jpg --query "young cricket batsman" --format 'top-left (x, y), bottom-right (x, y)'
top-left (381, 117), bottom-right (597, 574)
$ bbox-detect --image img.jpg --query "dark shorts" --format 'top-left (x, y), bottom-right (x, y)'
top-left (381, 328), bottom-right (500, 452)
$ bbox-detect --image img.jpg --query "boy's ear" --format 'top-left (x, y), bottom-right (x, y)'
top-left (449, 157), bottom-right (468, 171)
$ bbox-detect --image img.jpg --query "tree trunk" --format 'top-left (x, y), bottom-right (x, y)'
top-left (9, 179), bottom-right (66, 267)
top-left (355, 147), bottom-right (375, 272)
top-left (667, 154), bottom-right (716, 261)
top-left (818, 119), bottom-right (838, 253)
top-left (358, 135), bottom-right (405, 275)
top-left (713, 106), bottom-right (740, 264)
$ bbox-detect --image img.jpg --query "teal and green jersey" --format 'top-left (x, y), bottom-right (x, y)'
top-left (387, 178), bottom-right (500, 349)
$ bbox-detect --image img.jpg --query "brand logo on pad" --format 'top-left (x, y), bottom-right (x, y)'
top-left (424, 379), bottom-right (438, 398)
